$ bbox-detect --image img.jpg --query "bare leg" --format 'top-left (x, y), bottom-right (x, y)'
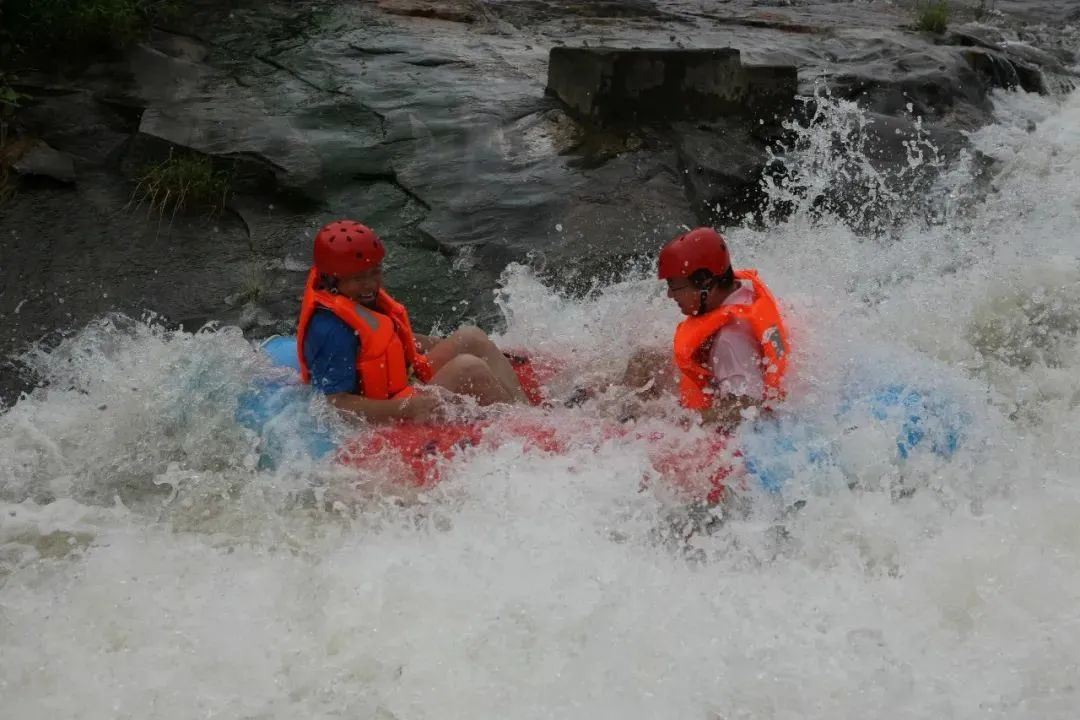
top-left (429, 353), bottom-right (515, 406)
top-left (620, 346), bottom-right (679, 399)
top-left (425, 326), bottom-right (529, 404)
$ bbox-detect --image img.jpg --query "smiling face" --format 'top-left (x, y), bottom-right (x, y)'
top-left (336, 265), bottom-right (383, 307)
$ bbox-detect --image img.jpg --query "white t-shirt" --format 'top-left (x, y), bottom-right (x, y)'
top-left (707, 280), bottom-right (765, 401)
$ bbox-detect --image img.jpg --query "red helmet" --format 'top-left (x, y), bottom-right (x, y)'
top-left (657, 227), bottom-right (731, 281)
top-left (312, 220), bottom-right (385, 278)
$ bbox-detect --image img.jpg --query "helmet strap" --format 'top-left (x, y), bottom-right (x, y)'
top-left (694, 274), bottom-right (717, 316)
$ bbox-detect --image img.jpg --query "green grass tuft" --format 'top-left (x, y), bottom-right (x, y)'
top-left (128, 149), bottom-right (233, 222)
top-left (914, 1), bottom-right (950, 34)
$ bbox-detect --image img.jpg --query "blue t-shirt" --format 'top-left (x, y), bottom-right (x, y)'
top-left (303, 310), bottom-right (359, 395)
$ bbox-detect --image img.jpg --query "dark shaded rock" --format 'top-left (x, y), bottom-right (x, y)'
top-left (983, 0), bottom-right (1080, 25)
top-left (766, 106), bottom-right (975, 235)
top-left (105, 44), bottom-right (216, 109)
top-left (149, 28), bottom-right (211, 63)
top-left (1004, 58), bottom-right (1047, 95)
top-left (76, 43), bottom-right (318, 200)
top-left (681, 9), bottom-right (823, 35)
top-left (11, 141), bottom-right (77, 184)
top-left (499, 0), bottom-right (666, 21)
top-left (675, 105), bottom-right (971, 233)
top-left (675, 122), bottom-right (771, 225)
top-left (961, 47), bottom-right (1025, 92)
top-left (404, 55), bottom-right (469, 68)
top-left (13, 87), bottom-right (135, 165)
top-left (347, 44), bottom-right (409, 57)
top-left (130, 103), bottom-right (325, 202)
top-left (945, 24), bottom-right (1078, 96)
top-left (947, 23), bottom-right (1008, 51)
top-left (999, 42), bottom-right (1067, 74)
top-left (743, 64), bottom-right (801, 123)
top-left (375, 0), bottom-right (481, 24)
top-left (548, 47), bottom-right (739, 126)
top-left (999, 42), bottom-right (1078, 95)
top-left (103, 41), bottom-right (381, 205)
top-left (385, 105), bottom-right (693, 283)
top-left (859, 113), bottom-right (970, 164)
top-left (546, 47), bottom-right (797, 127)
top-left (227, 178), bottom-right (470, 335)
top-left (0, 171), bottom-right (252, 364)
top-left (524, 152), bottom-right (692, 285)
top-left (830, 48), bottom-right (993, 125)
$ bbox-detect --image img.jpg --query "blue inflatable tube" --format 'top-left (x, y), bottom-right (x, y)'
top-left (742, 381), bottom-right (969, 495)
top-left (236, 336), bottom-right (338, 468)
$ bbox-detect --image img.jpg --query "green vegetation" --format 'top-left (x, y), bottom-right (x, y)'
top-left (129, 149), bottom-right (233, 221)
top-left (232, 264), bottom-right (268, 307)
top-left (1, 0), bottom-right (180, 60)
top-left (914, 1), bottom-right (950, 34)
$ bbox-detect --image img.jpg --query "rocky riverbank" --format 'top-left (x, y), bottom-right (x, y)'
top-left (1, 0), bottom-right (1076, 403)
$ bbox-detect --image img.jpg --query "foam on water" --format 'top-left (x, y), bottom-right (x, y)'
top-left (3, 87), bottom-right (1080, 719)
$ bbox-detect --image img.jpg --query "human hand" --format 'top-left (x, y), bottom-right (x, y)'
top-left (400, 391), bottom-right (447, 422)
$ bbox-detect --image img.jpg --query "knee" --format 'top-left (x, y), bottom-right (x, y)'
top-left (444, 353), bottom-right (491, 383)
top-left (436, 353), bottom-right (507, 405)
top-left (451, 325), bottom-right (494, 355)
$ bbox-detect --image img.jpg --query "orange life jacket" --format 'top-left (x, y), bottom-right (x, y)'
top-left (296, 268), bottom-right (434, 400)
top-left (672, 269), bottom-right (790, 411)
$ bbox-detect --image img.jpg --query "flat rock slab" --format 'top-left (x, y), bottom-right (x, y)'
top-left (134, 103), bottom-right (325, 200)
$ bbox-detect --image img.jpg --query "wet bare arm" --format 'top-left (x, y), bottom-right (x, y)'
top-left (326, 392), bottom-right (430, 424)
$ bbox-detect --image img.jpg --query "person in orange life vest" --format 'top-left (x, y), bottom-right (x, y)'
top-left (297, 220), bottom-right (530, 423)
top-left (620, 227), bottom-right (790, 429)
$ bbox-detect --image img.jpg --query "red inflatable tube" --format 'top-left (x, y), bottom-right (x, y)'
top-left (332, 351), bottom-right (739, 505)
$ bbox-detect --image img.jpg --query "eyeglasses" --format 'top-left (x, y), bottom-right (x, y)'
top-left (666, 280), bottom-right (696, 293)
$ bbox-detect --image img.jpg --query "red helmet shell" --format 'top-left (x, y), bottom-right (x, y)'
top-left (657, 227), bottom-right (731, 280)
top-left (313, 220), bottom-right (385, 278)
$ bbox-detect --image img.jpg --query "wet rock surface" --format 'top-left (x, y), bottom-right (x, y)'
top-left (9, 140), bottom-right (77, 184)
top-left (546, 47), bottom-right (798, 126)
top-left (1, 0), bottom-right (1077, 403)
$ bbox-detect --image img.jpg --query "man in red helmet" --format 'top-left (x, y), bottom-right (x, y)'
top-left (297, 220), bottom-right (529, 423)
top-left (620, 227), bottom-right (790, 428)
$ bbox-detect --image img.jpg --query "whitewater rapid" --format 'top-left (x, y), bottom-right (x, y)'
top-left (2, 87), bottom-right (1079, 719)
